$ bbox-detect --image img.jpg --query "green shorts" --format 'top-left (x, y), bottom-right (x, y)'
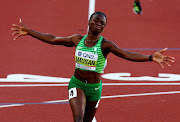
top-left (68, 76), bottom-right (102, 101)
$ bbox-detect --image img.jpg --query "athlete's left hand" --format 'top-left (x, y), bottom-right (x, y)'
top-left (152, 48), bottom-right (175, 68)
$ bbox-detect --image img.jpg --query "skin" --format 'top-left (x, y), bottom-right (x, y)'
top-left (11, 14), bottom-right (175, 122)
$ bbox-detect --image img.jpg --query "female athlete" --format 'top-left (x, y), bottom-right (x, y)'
top-left (11, 12), bottom-right (174, 122)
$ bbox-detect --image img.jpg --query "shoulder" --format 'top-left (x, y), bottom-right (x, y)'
top-left (68, 34), bottom-right (84, 46)
top-left (69, 34), bottom-right (83, 40)
top-left (100, 38), bottom-right (118, 57)
top-left (101, 38), bottom-right (117, 50)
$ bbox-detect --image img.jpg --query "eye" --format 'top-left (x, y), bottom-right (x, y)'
top-left (101, 22), bottom-right (105, 25)
top-left (93, 19), bottom-right (98, 22)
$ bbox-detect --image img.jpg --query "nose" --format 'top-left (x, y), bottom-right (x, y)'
top-left (96, 21), bottom-right (101, 26)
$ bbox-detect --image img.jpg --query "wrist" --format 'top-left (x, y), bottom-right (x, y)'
top-left (26, 28), bottom-right (31, 35)
top-left (149, 55), bottom-right (153, 61)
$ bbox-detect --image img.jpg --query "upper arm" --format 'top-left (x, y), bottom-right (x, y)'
top-left (102, 40), bottom-right (129, 59)
top-left (53, 34), bottom-right (83, 47)
top-left (102, 40), bottom-right (149, 61)
top-left (108, 41), bottom-right (131, 59)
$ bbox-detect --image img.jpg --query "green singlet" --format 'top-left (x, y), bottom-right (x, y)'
top-left (75, 35), bottom-right (107, 73)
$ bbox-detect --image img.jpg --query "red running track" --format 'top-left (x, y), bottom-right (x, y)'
top-left (0, 0), bottom-right (180, 121)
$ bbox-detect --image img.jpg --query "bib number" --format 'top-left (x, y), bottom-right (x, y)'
top-left (68, 88), bottom-right (77, 100)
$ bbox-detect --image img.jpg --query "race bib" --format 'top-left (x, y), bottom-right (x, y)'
top-left (68, 88), bottom-right (77, 100)
top-left (75, 50), bottom-right (98, 71)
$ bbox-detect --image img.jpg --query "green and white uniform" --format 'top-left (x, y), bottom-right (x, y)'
top-left (68, 35), bottom-right (106, 101)
top-left (75, 34), bottom-right (107, 73)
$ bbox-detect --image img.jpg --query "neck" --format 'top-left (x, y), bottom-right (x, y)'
top-left (87, 31), bottom-right (100, 41)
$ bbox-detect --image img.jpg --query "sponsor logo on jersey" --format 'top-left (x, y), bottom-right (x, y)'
top-left (75, 56), bottom-right (97, 66)
top-left (78, 51), bottom-right (82, 56)
top-left (75, 50), bottom-right (98, 60)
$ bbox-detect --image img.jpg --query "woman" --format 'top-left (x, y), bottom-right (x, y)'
top-left (11, 12), bottom-right (174, 122)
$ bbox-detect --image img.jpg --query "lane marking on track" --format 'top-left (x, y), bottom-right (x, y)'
top-left (0, 74), bottom-right (70, 83)
top-left (92, 117), bottom-right (96, 122)
top-left (0, 104), bottom-right (24, 108)
top-left (1, 73), bottom-right (179, 83)
top-left (102, 73), bottom-right (180, 81)
top-left (101, 91), bottom-right (180, 99)
top-left (103, 83), bottom-right (180, 85)
top-left (87, 0), bottom-right (95, 33)
top-left (0, 84), bottom-right (68, 87)
top-left (40, 91), bottom-right (180, 103)
top-left (88, 0), bottom-right (95, 20)
top-left (1, 83), bottom-right (180, 87)
top-left (43, 99), bottom-right (68, 103)
top-left (1, 91), bottom-right (180, 108)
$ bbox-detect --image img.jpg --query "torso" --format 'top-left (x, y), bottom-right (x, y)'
top-left (72, 34), bottom-right (110, 83)
top-left (74, 69), bottom-right (101, 83)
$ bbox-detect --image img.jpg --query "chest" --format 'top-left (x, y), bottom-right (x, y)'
top-left (75, 48), bottom-right (99, 61)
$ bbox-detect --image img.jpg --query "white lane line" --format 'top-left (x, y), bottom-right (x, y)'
top-left (88, 0), bottom-right (96, 33)
top-left (41, 91), bottom-right (180, 104)
top-left (88, 0), bottom-right (95, 19)
top-left (101, 91), bottom-right (180, 99)
top-left (92, 117), bottom-right (97, 122)
top-left (0, 104), bottom-right (24, 108)
top-left (2, 91), bottom-right (180, 108)
top-left (1, 83), bottom-right (180, 87)
top-left (0, 84), bottom-right (68, 87)
top-left (0, 80), bottom-right (68, 83)
top-left (0, 100), bottom-right (69, 108)
top-left (0, 74), bottom-right (70, 83)
top-left (103, 83), bottom-right (180, 85)
top-left (43, 99), bottom-right (68, 103)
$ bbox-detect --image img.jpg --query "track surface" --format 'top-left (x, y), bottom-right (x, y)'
top-left (0, 0), bottom-right (180, 121)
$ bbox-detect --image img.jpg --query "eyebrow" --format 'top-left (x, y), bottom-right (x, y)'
top-left (94, 17), bottom-right (106, 22)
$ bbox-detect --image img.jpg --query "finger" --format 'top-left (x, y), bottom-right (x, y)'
top-left (167, 56), bottom-right (175, 60)
top-left (19, 18), bottom-right (26, 27)
top-left (163, 56), bottom-right (175, 62)
top-left (164, 56), bottom-right (175, 59)
top-left (158, 62), bottom-right (164, 68)
top-left (159, 48), bottom-right (168, 53)
top-left (12, 32), bottom-right (19, 35)
top-left (19, 18), bottom-right (23, 25)
top-left (11, 28), bottom-right (19, 31)
top-left (14, 35), bottom-right (21, 40)
top-left (12, 24), bottom-right (20, 28)
top-left (168, 59), bottom-right (175, 63)
top-left (163, 61), bottom-right (171, 67)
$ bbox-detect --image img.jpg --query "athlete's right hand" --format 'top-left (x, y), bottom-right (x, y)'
top-left (11, 18), bottom-right (28, 40)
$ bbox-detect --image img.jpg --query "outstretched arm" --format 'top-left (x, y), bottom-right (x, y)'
top-left (103, 40), bottom-right (175, 68)
top-left (11, 19), bottom-right (81, 47)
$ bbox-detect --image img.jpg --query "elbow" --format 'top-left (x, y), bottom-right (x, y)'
top-left (50, 36), bottom-right (57, 45)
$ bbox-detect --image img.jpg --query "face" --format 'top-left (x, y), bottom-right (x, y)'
top-left (88, 14), bottom-right (107, 35)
